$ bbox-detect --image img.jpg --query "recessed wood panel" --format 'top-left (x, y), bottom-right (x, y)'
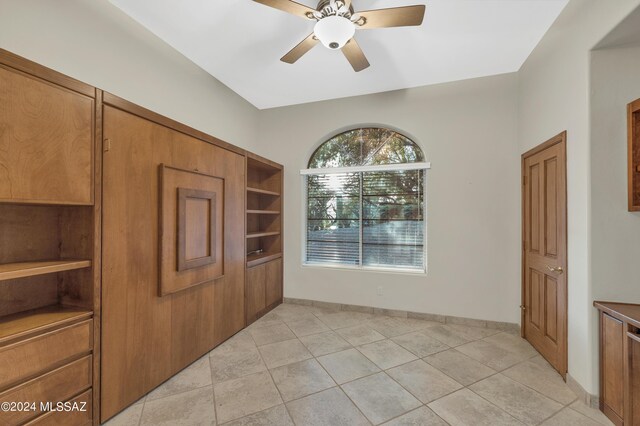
top-left (25, 389), bottom-right (92, 426)
top-left (544, 275), bottom-right (557, 343)
top-left (265, 258), bottom-right (283, 307)
top-left (529, 163), bottom-right (540, 253)
top-left (544, 158), bottom-right (558, 257)
top-left (0, 66), bottom-right (94, 205)
top-left (529, 269), bottom-right (542, 330)
top-left (246, 265), bottom-right (266, 323)
top-left (602, 313), bottom-right (624, 419)
top-left (159, 166), bottom-right (224, 295)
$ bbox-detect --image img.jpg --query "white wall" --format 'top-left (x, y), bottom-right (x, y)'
top-left (0, 0), bottom-right (259, 151)
top-left (518, 0), bottom-right (640, 395)
top-left (257, 74), bottom-right (521, 324)
top-left (590, 42), bottom-right (640, 389)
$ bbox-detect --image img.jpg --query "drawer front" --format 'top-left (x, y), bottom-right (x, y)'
top-left (0, 355), bottom-right (92, 425)
top-left (0, 320), bottom-right (92, 390)
top-left (24, 389), bottom-right (92, 426)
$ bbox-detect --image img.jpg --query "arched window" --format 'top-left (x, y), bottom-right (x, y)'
top-left (302, 128), bottom-right (429, 272)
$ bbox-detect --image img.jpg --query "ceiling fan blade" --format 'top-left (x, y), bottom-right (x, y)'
top-left (281, 33), bottom-right (319, 64)
top-left (342, 38), bottom-right (370, 72)
top-left (253, 0), bottom-right (316, 19)
top-left (357, 5), bottom-right (425, 29)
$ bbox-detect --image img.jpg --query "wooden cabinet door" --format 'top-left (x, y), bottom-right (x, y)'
top-left (0, 66), bottom-right (94, 205)
top-left (265, 259), bottom-right (282, 307)
top-left (246, 264), bottom-right (266, 323)
top-left (602, 312), bottom-right (625, 424)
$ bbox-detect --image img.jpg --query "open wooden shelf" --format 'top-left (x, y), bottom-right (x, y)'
top-left (0, 260), bottom-right (92, 282)
top-left (246, 231), bottom-right (280, 239)
top-left (247, 187), bottom-right (280, 196)
top-left (247, 252), bottom-right (282, 268)
top-left (0, 305), bottom-right (93, 345)
top-left (246, 210), bottom-right (280, 215)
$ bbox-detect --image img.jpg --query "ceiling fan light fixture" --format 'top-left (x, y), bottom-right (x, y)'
top-left (313, 15), bottom-right (355, 50)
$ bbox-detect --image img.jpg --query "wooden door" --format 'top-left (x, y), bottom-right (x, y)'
top-left (522, 132), bottom-right (567, 377)
top-left (246, 264), bottom-right (266, 323)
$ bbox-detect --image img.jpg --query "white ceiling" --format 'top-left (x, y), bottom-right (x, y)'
top-left (110, 0), bottom-right (568, 109)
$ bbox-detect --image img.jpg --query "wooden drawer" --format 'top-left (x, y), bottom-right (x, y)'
top-left (0, 355), bottom-right (91, 425)
top-left (24, 389), bottom-right (92, 426)
top-left (0, 320), bottom-right (92, 390)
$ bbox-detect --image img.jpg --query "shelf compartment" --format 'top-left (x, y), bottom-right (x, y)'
top-left (247, 187), bottom-right (280, 196)
top-left (0, 305), bottom-right (93, 345)
top-left (246, 231), bottom-right (280, 239)
top-left (247, 210), bottom-right (280, 215)
top-left (247, 252), bottom-right (282, 268)
top-left (0, 260), bottom-right (92, 282)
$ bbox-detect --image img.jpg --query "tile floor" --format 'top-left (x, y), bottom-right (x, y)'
top-left (105, 302), bottom-right (613, 426)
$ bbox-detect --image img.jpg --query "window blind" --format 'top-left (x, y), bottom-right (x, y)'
top-left (305, 169), bottom-right (425, 270)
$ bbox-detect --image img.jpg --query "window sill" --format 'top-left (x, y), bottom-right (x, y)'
top-left (302, 262), bottom-right (427, 276)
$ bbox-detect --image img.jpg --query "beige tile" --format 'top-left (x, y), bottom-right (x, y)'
top-left (387, 360), bottom-right (463, 403)
top-left (503, 357), bottom-right (577, 405)
top-left (215, 331), bottom-right (256, 352)
top-left (311, 300), bottom-right (342, 312)
top-left (456, 339), bottom-right (532, 371)
top-left (446, 324), bottom-right (500, 339)
top-left (540, 407), bottom-right (605, 426)
top-left (209, 344), bottom-right (266, 383)
top-left (391, 330), bottom-right (449, 357)
top-left (342, 372), bottom-right (421, 424)
top-left (316, 311), bottom-right (374, 329)
top-left (424, 349), bottom-right (496, 386)
top-left (299, 330), bottom-right (352, 356)
top-left (337, 324), bottom-right (386, 346)
top-left (317, 348), bottom-right (380, 384)
top-left (569, 400), bottom-right (614, 425)
top-left (104, 403), bottom-right (144, 426)
top-left (286, 387), bottom-right (370, 426)
top-left (285, 316), bottom-right (330, 337)
top-left (368, 316), bottom-right (438, 338)
top-left (382, 406), bottom-right (448, 426)
top-left (270, 359), bottom-right (336, 402)
top-left (357, 339), bottom-right (418, 370)
top-left (341, 303), bottom-right (374, 313)
top-left (482, 333), bottom-right (538, 358)
top-left (284, 298), bottom-right (313, 306)
top-left (373, 308), bottom-right (408, 318)
top-left (249, 323), bottom-right (296, 346)
top-left (140, 386), bottom-right (215, 426)
top-left (408, 312), bottom-right (446, 323)
top-left (223, 404), bottom-right (294, 426)
top-left (272, 304), bottom-right (317, 322)
top-left (214, 371), bottom-right (282, 424)
top-left (445, 316), bottom-right (488, 328)
top-left (469, 374), bottom-right (563, 425)
top-left (421, 325), bottom-right (476, 347)
top-left (258, 338), bottom-right (313, 369)
top-left (428, 388), bottom-right (524, 426)
top-left (146, 355), bottom-right (211, 401)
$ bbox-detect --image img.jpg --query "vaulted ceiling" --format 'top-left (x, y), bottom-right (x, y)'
top-left (110, 0), bottom-right (568, 109)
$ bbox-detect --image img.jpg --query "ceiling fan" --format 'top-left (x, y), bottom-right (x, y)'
top-left (253, 0), bottom-right (426, 72)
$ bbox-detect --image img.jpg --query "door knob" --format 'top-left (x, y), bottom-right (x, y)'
top-left (546, 265), bottom-right (564, 274)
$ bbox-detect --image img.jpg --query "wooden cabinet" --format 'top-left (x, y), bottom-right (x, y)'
top-left (245, 154), bottom-right (283, 325)
top-left (0, 50), bottom-right (99, 426)
top-left (0, 60), bottom-right (94, 205)
top-left (595, 301), bottom-right (640, 426)
top-left (246, 259), bottom-right (283, 324)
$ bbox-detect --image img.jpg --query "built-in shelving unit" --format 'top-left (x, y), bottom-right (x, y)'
top-left (245, 153), bottom-right (284, 325)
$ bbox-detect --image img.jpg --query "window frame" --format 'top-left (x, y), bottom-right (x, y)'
top-left (301, 161), bottom-right (430, 274)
